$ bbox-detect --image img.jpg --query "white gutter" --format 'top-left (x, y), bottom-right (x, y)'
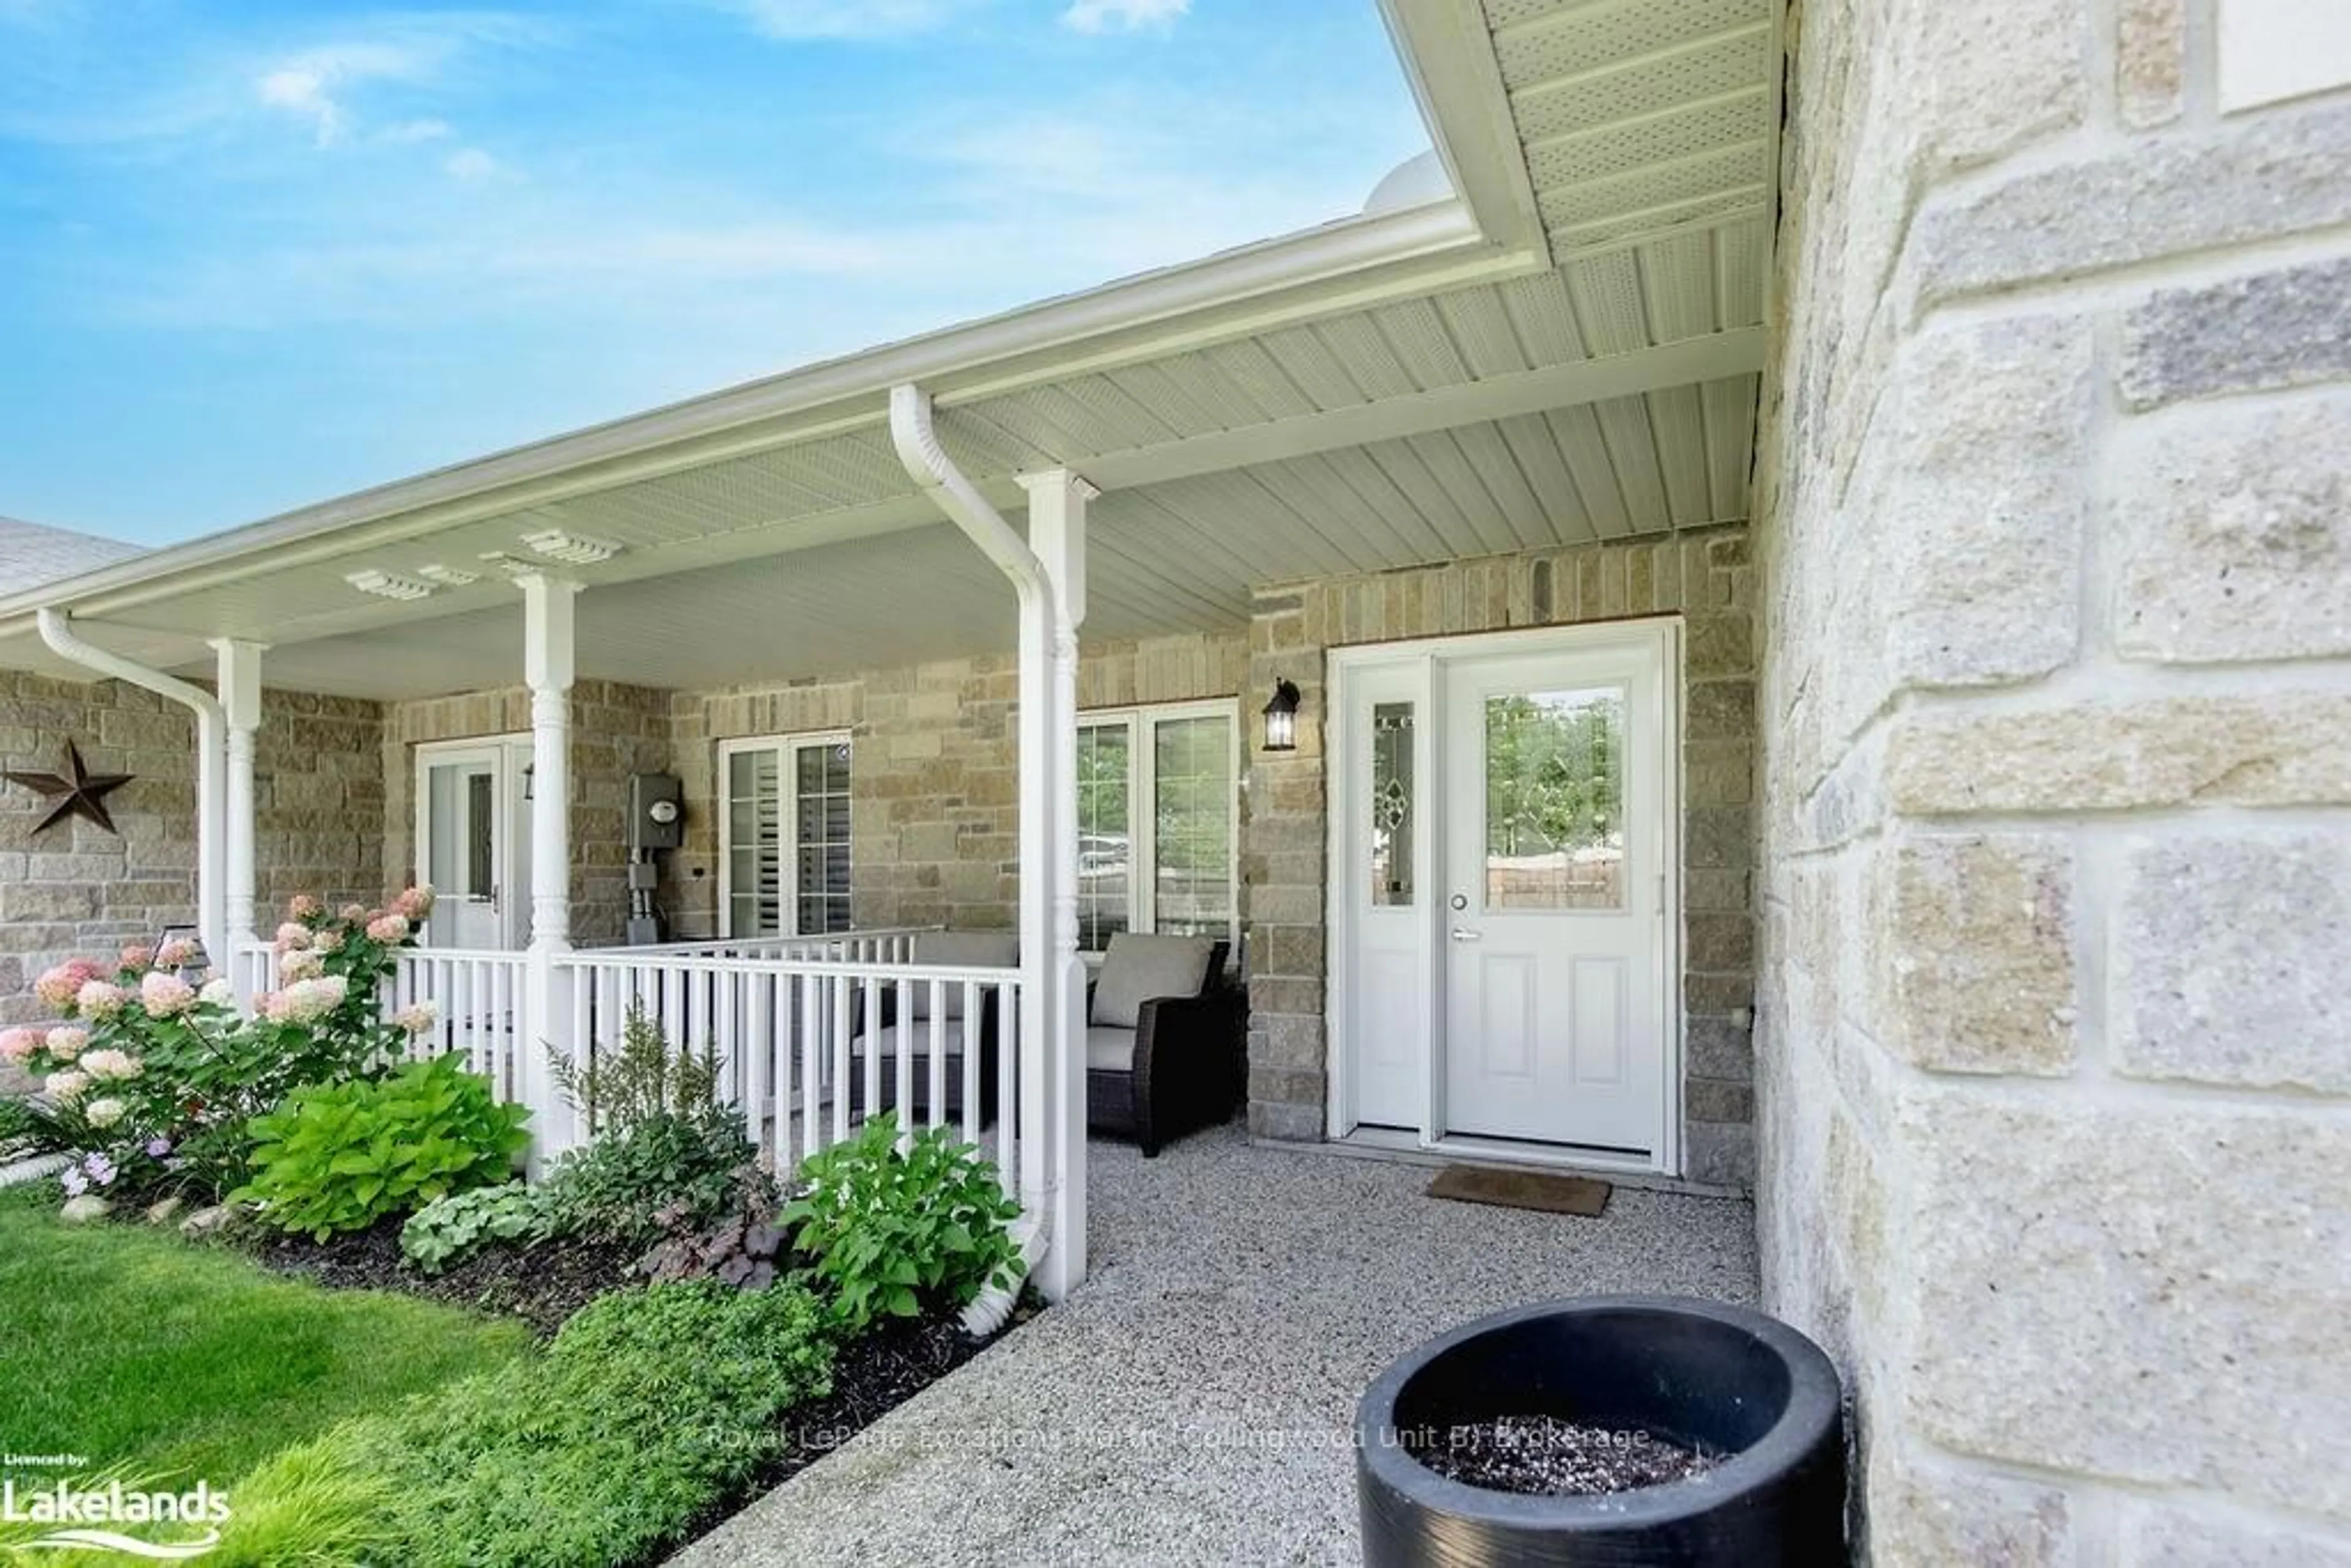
top-left (37, 609), bottom-right (228, 969)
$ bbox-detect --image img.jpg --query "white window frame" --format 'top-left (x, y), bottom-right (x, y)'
top-left (1075, 698), bottom-right (1242, 953)
top-left (717, 730), bottom-right (853, 939)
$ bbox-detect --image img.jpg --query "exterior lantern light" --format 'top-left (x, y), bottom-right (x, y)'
top-left (1262, 678), bottom-right (1302, 753)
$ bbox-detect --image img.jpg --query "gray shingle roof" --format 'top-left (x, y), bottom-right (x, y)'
top-left (0, 517), bottom-right (144, 598)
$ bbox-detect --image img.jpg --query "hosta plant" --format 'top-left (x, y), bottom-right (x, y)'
top-left (236, 1053), bottom-right (529, 1240)
top-left (782, 1114), bottom-right (1024, 1331)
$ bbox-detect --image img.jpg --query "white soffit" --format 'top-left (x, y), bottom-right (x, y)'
top-left (1482, 0), bottom-right (1780, 259)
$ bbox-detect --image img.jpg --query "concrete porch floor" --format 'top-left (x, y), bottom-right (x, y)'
top-left (678, 1124), bottom-right (1759, 1567)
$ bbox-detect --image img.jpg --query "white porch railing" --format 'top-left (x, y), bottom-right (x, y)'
top-left (553, 947), bottom-right (1024, 1198)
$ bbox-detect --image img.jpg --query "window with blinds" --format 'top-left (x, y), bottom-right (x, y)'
top-left (722, 733), bottom-right (853, 937)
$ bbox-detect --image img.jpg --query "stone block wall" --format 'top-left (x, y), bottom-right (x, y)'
top-left (379, 680), bottom-right (672, 947)
top-left (1757, 0), bottom-right (2351, 1556)
top-left (666, 632), bottom-right (1247, 940)
top-left (1, 673), bottom-right (383, 1026)
top-left (1243, 530), bottom-right (1759, 1182)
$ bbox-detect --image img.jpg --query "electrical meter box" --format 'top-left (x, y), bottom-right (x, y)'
top-left (629, 772), bottom-right (684, 852)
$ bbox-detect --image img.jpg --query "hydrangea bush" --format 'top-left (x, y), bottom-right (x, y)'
top-left (0, 888), bottom-right (443, 1203)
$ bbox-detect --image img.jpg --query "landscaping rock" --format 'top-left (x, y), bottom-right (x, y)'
top-left (145, 1195), bottom-right (186, 1226)
top-left (181, 1204), bottom-right (235, 1238)
top-left (59, 1195), bottom-right (111, 1224)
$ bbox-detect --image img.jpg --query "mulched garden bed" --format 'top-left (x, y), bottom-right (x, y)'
top-left (1410, 1414), bottom-right (1719, 1496)
top-left (242, 1221), bottom-right (642, 1337)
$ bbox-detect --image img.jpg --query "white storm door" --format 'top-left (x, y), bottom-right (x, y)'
top-left (1439, 638), bottom-right (1668, 1155)
top-left (417, 743), bottom-right (527, 950)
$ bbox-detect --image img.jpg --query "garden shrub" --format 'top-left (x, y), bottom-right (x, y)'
top-left (639, 1165), bottom-right (787, 1288)
top-left (400, 1181), bottom-right (550, 1275)
top-left (236, 1054), bottom-right (528, 1240)
top-left (536, 1101), bottom-right (751, 1250)
top-left (784, 1112), bottom-right (1024, 1332)
top-left (549, 1001), bottom-right (721, 1138)
top-left (311, 1281), bottom-right (835, 1567)
top-left (0, 889), bottom-right (444, 1205)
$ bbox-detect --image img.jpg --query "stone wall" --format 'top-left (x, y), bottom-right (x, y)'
top-left (1, 673), bottom-right (383, 1026)
top-left (667, 632), bottom-right (1247, 940)
top-left (1757, 0), bottom-right (2351, 1556)
top-left (380, 680), bottom-right (672, 947)
top-left (1242, 531), bottom-right (1759, 1181)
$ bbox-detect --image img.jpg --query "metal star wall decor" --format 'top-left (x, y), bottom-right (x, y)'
top-left (4, 742), bottom-right (133, 836)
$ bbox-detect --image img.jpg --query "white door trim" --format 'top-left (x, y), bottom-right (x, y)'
top-left (1324, 617), bottom-right (1685, 1176)
top-left (413, 733), bottom-right (533, 950)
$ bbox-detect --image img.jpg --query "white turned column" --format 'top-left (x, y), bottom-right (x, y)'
top-left (518, 572), bottom-right (581, 1161)
top-left (1019, 470), bottom-right (1092, 1301)
top-left (210, 639), bottom-right (266, 994)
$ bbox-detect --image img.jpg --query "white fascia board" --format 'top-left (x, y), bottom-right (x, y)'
top-left (0, 201), bottom-right (1528, 635)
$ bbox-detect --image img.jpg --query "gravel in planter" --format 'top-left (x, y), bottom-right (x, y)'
top-left (1409, 1415), bottom-right (1719, 1496)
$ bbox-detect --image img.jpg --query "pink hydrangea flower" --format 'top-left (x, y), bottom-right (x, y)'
top-left (35, 960), bottom-right (103, 1011)
top-left (264, 975), bottom-right (350, 1025)
top-left (43, 1070), bottom-right (89, 1103)
top-left (43, 1026), bottom-right (88, 1062)
top-left (339, 904), bottom-right (370, 923)
top-left (366, 913), bottom-right (410, 943)
top-left (393, 885), bottom-right (437, 921)
top-left (198, 977), bottom-right (236, 1007)
top-left (0, 1028), bottom-right (37, 1065)
top-left (275, 922), bottom-right (314, 953)
top-left (119, 943), bottom-right (154, 970)
top-left (288, 894), bottom-right (324, 920)
top-left (394, 1001), bottom-right (440, 1035)
top-left (155, 937), bottom-right (201, 969)
top-left (315, 929), bottom-right (346, 954)
top-left (75, 980), bottom-right (126, 1021)
top-left (278, 950), bottom-right (326, 983)
top-left (139, 971), bottom-right (196, 1017)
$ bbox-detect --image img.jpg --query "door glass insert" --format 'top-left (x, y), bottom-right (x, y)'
top-left (1369, 702), bottom-right (1414, 906)
top-left (1483, 688), bottom-right (1626, 911)
top-left (1076, 723), bottom-right (1132, 951)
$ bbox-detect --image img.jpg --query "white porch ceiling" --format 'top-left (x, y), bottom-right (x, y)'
top-left (0, 0), bottom-right (1777, 702)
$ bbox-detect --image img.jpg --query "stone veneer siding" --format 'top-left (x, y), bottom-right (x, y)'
top-left (1, 672), bottom-right (383, 1026)
top-left (1242, 530), bottom-right (1758, 1183)
top-left (1758, 0), bottom-right (2351, 1557)
top-left (667, 633), bottom-right (1248, 939)
top-left (380, 680), bottom-right (671, 947)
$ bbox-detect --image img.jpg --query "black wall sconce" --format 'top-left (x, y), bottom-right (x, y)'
top-left (1262, 678), bottom-right (1302, 753)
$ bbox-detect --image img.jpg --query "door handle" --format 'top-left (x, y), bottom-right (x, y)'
top-left (1450, 928), bottom-right (1482, 942)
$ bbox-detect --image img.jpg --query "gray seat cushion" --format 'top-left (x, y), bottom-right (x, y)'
top-left (848, 1018), bottom-right (977, 1068)
top-left (1090, 932), bottom-right (1214, 1029)
top-left (1086, 1024), bottom-right (1136, 1074)
top-left (906, 930), bottom-right (1018, 1019)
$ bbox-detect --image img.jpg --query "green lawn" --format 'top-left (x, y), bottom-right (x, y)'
top-left (0, 1188), bottom-right (531, 1488)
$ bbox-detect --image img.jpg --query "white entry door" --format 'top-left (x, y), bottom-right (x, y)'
top-left (1440, 639), bottom-right (1667, 1154)
top-left (1332, 623), bottom-right (1676, 1168)
top-left (416, 740), bottom-right (532, 950)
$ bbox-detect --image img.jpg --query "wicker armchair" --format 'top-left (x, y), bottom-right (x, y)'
top-left (844, 929), bottom-right (1017, 1125)
top-left (1084, 933), bottom-right (1243, 1157)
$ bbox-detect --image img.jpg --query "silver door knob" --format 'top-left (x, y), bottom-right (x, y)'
top-left (1450, 928), bottom-right (1482, 942)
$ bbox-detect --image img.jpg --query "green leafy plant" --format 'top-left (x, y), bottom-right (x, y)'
top-left (536, 1102), bottom-right (751, 1250)
top-left (400, 1181), bottom-right (550, 1275)
top-left (308, 1281), bottom-right (835, 1567)
top-left (549, 1002), bottom-right (721, 1138)
top-left (782, 1113), bottom-right (1024, 1331)
top-left (235, 1054), bottom-right (530, 1240)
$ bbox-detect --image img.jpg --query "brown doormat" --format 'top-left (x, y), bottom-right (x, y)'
top-left (1427, 1164), bottom-right (1612, 1217)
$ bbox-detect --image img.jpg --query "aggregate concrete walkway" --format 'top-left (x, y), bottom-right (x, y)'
top-left (678, 1126), bottom-right (1758, 1567)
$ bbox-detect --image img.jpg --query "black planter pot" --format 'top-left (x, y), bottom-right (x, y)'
top-left (1355, 1296), bottom-right (1845, 1567)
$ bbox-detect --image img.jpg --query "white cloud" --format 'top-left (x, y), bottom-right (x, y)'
top-left (253, 42), bottom-right (429, 147)
top-left (382, 118), bottom-right (453, 144)
top-left (444, 146), bottom-right (499, 181)
top-left (713, 0), bottom-right (984, 40)
top-left (1060, 0), bottom-right (1188, 34)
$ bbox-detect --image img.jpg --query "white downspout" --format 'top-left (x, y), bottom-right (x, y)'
top-left (37, 608), bottom-right (229, 969)
top-left (890, 384), bottom-right (1082, 1302)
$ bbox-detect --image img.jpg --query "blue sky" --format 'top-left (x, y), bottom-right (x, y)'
top-left (0, 1), bottom-right (1431, 546)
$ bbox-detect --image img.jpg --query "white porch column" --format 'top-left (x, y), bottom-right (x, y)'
top-left (209, 639), bottom-right (266, 990)
top-left (1019, 470), bottom-right (1092, 1302)
top-left (518, 572), bottom-right (581, 1159)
